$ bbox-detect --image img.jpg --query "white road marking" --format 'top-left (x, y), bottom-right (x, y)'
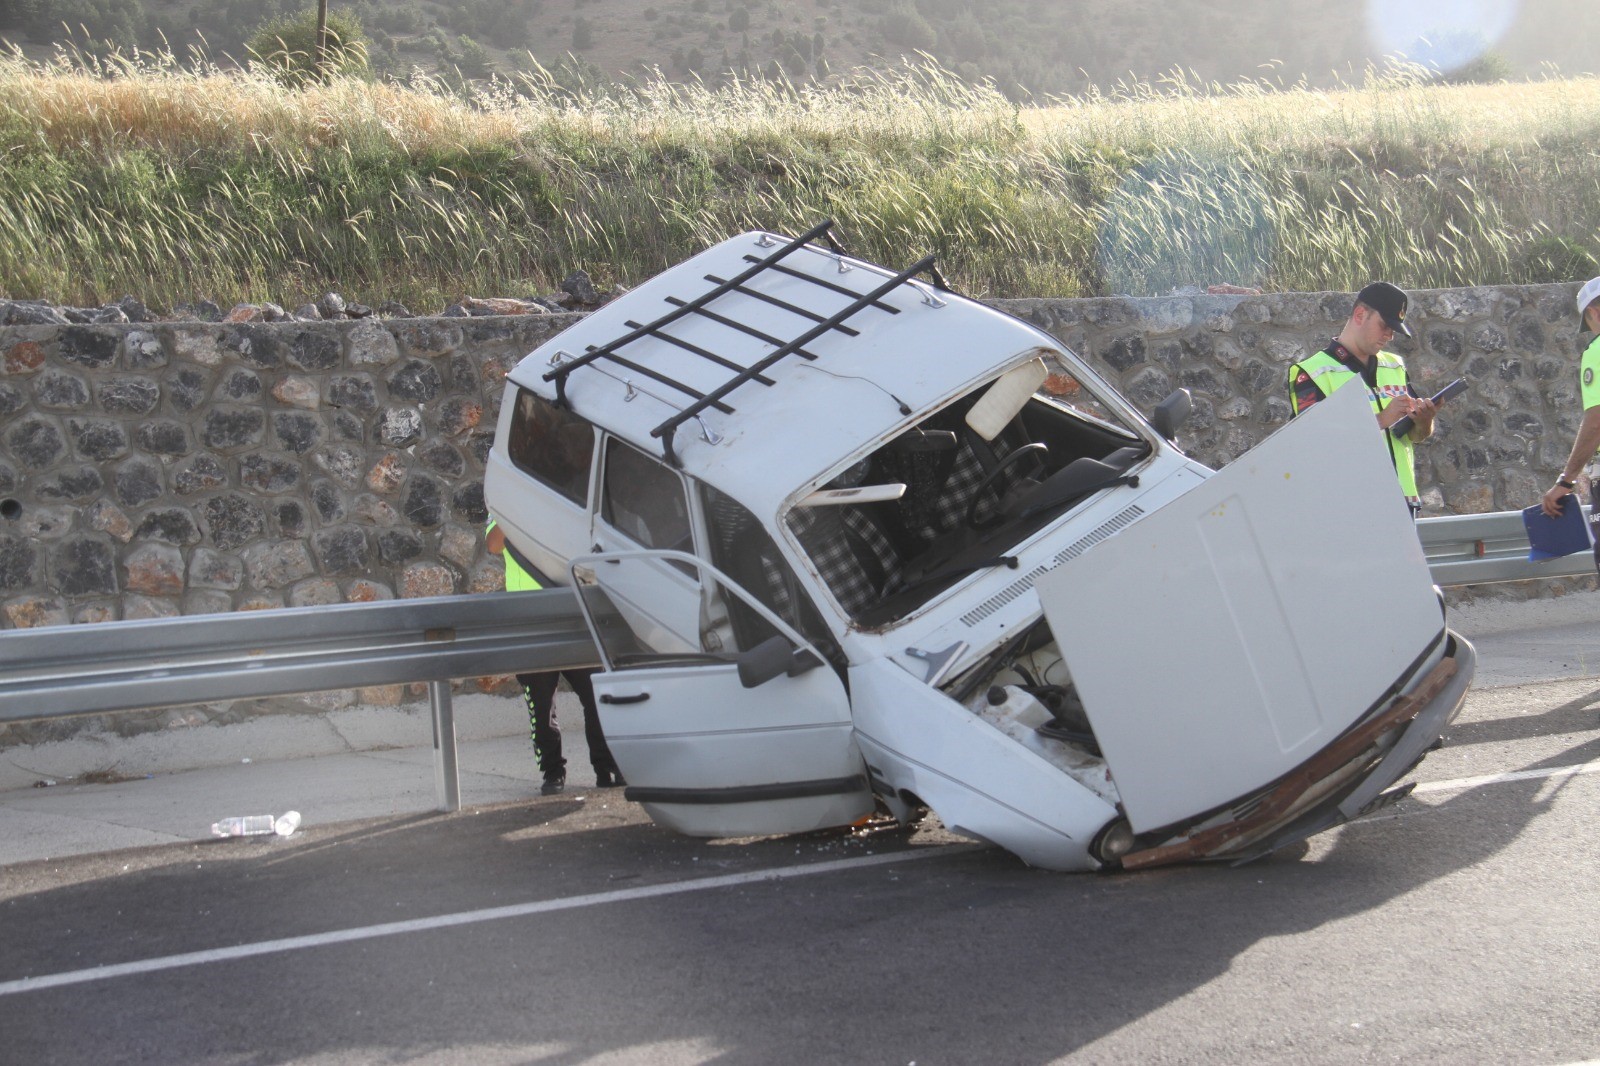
top-left (8, 760), bottom-right (1598, 997)
top-left (1410, 759), bottom-right (1600, 796)
top-left (0, 846), bottom-right (961, 996)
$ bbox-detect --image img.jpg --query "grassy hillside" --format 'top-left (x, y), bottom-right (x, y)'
top-left (2, 51), bottom-right (1599, 312)
top-left (2, 0), bottom-right (1595, 100)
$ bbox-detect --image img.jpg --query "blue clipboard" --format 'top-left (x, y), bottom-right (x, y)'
top-left (1521, 496), bottom-right (1594, 561)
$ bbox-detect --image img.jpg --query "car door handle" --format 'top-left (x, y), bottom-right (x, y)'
top-left (600, 692), bottom-right (650, 705)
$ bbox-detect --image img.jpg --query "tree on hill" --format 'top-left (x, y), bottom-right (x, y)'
top-left (881, 3), bottom-right (935, 51)
top-left (437, 32), bottom-right (495, 81)
top-left (7, 0), bottom-right (151, 51)
top-left (942, 11), bottom-right (985, 62)
top-left (247, 7), bottom-right (369, 85)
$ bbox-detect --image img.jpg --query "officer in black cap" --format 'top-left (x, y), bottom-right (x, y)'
top-left (1286, 281), bottom-right (1436, 517)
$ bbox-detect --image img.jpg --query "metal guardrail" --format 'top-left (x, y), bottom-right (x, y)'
top-left (0, 589), bottom-right (597, 812)
top-left (1416, 505), bottom-right (1596, 586)
top-left (0, 508), bottom-right (1590, 813)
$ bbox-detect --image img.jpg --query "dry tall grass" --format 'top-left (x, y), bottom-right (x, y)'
top-left (2, 48), bottom-right (1599, 310)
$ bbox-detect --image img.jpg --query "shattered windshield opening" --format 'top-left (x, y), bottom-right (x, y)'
top-left (787, 352), bottom-right (1148, 625)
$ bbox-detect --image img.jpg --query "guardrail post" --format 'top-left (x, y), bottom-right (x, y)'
top-left (429, 680), bottom-right (460, 813)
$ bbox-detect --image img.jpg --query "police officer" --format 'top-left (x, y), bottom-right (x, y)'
top-left (1537, 275), bottom-right (1600, 576)
top-left (1287, 281), bottom-right (1437, 517)
top-left (485, 517), bottom-right (623, 794)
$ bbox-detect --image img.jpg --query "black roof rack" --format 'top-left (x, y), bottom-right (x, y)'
top-left (542, 219), bottom-right (946, 467)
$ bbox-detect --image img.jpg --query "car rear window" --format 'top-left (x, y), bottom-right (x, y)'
top-left (507, 388), bottom-right (595, 504)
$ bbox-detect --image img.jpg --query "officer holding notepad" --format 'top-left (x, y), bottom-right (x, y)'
top-left (1287, 282), bottom-right (1438, 518)
top-left (1537, 276), bottom-right (1600, 575)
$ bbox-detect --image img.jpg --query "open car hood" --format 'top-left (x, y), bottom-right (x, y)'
top-left (1035, 383), bottom-right (1446, 833)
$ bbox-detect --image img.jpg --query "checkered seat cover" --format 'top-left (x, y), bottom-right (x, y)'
top-left (789, 431), bottom-right (1014, 617)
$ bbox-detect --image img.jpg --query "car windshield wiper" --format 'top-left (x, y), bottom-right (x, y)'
top-left (882, 554), bottom-right (1021, 602)
top-left (1015, 472), bottom-right (1139, 524)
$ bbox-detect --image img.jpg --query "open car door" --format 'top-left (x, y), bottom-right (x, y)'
top-left (571, 550), bottom-right (874, 837)
top-left (1035, 383), bottom-right (1450, 834)
top-left (587, 438), bottom-right (704, 652)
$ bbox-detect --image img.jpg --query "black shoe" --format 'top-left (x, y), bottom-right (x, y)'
top-left (540, 771), bottom-right (566, 796)
top-left (595, 768), bottom-right (625, 788)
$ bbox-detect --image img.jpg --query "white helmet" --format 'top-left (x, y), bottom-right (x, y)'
top-left (1577, 275), bottom-right (1600, 321)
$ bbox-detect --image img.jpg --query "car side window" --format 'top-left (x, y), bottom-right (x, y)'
top-left (601, 438), bottom-right (692, 552)
top-left (507, 389), bottom-right (595, 505)
top-left (702, 484), bottom-right (838, 661)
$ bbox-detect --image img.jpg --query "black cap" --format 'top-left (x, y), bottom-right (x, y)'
top-left (1355, 281), bottom-right (1413, 337)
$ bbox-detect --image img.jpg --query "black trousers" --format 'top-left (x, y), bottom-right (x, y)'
top-left (518, 669), bottom-right (616, 777)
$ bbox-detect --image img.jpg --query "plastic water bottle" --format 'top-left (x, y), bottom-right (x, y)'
top-left (273, 811), bottom-right (302, 837)
top-left (211, 814), bottom-right (276, 837)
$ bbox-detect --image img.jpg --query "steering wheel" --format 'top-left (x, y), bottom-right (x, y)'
top-left (966, 442), bottom-right (1050, 528)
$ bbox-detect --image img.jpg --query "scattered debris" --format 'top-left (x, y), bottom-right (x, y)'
top-left (211, 814), bottom-right (276, 837)
top-left (210, 810), bottom-right (301, 838)
top-left (79, 767), bottom-right (141, 785)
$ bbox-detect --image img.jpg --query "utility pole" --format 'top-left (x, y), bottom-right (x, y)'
top-left (314, 0), bottom-right (329, 80)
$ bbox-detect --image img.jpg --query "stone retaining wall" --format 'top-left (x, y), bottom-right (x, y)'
top-left (0, 313), bottom-right (578, 627)
top-left (1, 283), bottom-right (1593, 741)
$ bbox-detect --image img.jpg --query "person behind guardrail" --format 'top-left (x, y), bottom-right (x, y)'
top-left (1537, 276), bottom-right (1600, 577)
top-left (485, 517), bottom-right (624, 795)
top-left (1286, 282), bottom-right (1436, 519)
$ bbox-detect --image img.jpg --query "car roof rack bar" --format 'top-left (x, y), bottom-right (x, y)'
top-left (542, 218), bottom-right (837, 408)
top-left (652, 253), bottom-right (938, 467)
top-left (700, 274), bottom-right (863, 338)
top-left (621, 319), bottom-right (778, 387)
top-left (739, 256), bottom-right (903, 314)
top-left (662, 296), bottom-right (825, 361)
top-left (577, 345), bottom-right (738, 414)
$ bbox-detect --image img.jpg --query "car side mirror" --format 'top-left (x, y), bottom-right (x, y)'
top-left (736, 635), bottom-right (822, 688)
top-left (1151, 388), bottom-right (1192, 441)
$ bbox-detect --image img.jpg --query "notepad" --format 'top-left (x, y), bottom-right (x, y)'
top-left (1521, 496), bottom-right (1594, 561)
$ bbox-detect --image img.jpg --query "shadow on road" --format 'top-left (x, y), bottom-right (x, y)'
top-left (1438, 683), bottom-right (1600, 748)
top-left (3, 734), bottom-right (1598, 1064)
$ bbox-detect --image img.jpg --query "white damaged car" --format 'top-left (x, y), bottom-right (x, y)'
top-left (485, 222), bottom-right (1475, 871)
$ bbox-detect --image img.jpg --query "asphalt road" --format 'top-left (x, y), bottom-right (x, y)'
top-left (2, 676), bottom-right (1599, 1064)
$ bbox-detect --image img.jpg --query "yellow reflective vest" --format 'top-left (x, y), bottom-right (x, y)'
top-left (486, 518), bottom-right (543, 592)
top-left (1287, 349), bottom-right (1419, 504)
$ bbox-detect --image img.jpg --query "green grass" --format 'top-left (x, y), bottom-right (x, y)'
top-left (2, 49), bottom-right (1600, 312)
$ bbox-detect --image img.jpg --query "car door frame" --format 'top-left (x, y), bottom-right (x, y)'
top-left (570, 549), bottom-right (874, 837)
top-left (588, 435), bottom-right (707, 652)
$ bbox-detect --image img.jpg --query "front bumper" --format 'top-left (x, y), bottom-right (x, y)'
top-left (1119, 630), bottom-right (1477, 869)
